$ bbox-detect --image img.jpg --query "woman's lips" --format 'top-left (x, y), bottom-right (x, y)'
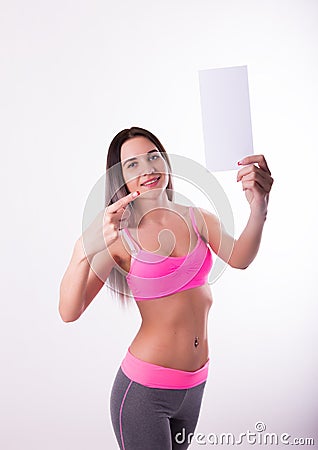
top-left (141, 176), bottom-right (161, 187)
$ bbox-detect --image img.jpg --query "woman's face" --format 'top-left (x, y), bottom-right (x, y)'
top-left (120, 136), bottom-right (169, 197)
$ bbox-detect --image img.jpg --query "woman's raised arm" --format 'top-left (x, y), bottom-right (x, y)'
top-left (198, 154), bottom-right (274, 269)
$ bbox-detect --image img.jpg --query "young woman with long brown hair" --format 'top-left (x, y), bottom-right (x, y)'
top-left (59, 126), bottom-right (273, 449)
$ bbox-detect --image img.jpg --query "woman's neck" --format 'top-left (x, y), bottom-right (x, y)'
top-left (131, 193), bottom-right (174, 226)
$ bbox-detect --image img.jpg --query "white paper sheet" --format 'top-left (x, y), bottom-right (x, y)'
top-left (198, 65), bottom-right (254, 172)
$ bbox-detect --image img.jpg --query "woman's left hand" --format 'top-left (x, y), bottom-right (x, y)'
top-left (237, 154), bottom-right (274, 214)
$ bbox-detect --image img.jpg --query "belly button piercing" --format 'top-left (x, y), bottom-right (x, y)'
top-left (194, 336), bottom-right (199, 348)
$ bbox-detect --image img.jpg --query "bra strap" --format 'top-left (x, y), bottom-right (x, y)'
top-left (121, 228), bottom-right (140, 254)
top-left (189, 207), bottom-right (200, 236)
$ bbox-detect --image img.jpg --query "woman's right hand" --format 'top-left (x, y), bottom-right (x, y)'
top-left (81, 191), bottom-right (140, 259)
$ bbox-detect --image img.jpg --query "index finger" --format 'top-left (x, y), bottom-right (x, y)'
top-left (238, 154), bottom-right (271, 176)
top-left (107, 191), bottom-right (140, 213)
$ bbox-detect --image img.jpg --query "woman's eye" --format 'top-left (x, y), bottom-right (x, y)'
top-left (127, 162), bottom-right (137, 169)
top-left (126, 154), bottom-right (159, 168)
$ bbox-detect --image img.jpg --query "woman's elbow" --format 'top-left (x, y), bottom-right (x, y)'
top-left (228, 259), bottom-right (249, 270)
top-left (58, 305), bottom-right (82, 323)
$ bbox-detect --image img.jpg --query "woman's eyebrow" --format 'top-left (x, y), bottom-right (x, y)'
top-left (122, 149), bottom-right (159, 167)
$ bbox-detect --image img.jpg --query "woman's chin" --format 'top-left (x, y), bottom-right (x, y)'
top-left (138, 186), bottom-right (167, 199)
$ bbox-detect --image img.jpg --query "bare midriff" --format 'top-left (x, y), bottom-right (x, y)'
top-left (113, 204), bottom-right (213, 373)
top-left (129, 283), bottom-right (213, 372)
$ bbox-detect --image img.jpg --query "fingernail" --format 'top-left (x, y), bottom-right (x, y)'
top-left (132, 190), bottom-right (140, 198)
top-left (237, 161), bottom-right (242, 165)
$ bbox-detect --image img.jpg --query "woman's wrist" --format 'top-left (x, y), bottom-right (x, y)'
top-left (249, 206), bottom-right (268, 222)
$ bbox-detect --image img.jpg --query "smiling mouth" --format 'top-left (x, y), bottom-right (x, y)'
top-left (141, 176), bottom-right (161, 186)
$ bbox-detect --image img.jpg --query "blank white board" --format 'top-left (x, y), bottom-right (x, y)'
top-left (198, 65), bottom-right (254, 172)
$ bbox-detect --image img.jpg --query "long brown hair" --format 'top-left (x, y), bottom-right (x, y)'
top-left (105, 126), bottom-right (174, 308)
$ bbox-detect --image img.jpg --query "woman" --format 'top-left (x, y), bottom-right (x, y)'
top-left (59, 127), bottom-right (274, 449)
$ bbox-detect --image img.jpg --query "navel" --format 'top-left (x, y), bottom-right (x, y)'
top-left (194, 336), bottom-right (199, 348)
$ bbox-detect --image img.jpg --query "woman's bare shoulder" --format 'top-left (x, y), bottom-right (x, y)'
top-left (171, 203), bottom-right (210, 228)
top-left (171, 202), bottom-right (189, 217)
top-left (189, 206), bottom-right (220, 238)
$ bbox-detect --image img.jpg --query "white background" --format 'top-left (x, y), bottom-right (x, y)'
top-left (1, 0), bottom-right (317, 449)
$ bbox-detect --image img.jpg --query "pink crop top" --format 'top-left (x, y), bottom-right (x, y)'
top-left (121, 207), bottom-right (213, 301)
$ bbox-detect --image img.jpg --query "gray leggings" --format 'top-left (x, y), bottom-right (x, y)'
top-left (110, 366), bottom-right (206, 449)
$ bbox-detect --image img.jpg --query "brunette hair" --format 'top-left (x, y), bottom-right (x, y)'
top-left (105, 126), bottom-right (174, 307)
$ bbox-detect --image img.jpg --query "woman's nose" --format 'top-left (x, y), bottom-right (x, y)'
top-left (138, 158), bottom-right (156, 176)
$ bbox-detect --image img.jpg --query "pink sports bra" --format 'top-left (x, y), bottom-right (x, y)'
top-left (121, 207), bottom-right (213, 301)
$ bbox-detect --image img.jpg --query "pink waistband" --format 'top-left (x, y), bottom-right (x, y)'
top-left (120, 347), bottom-right (210, 389)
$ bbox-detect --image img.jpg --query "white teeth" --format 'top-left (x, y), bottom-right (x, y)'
top-left (143, 177), bottom-right (159, 186)
top-left (145, 179), bottom-right (156, 185)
